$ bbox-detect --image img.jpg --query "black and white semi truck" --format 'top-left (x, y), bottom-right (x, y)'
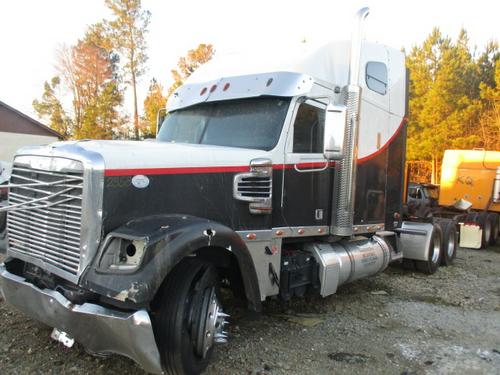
top-left (0, 8), bottom-right (456, 375)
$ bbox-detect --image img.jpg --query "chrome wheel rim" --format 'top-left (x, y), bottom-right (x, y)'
top-left (196, 287), bottom-right (229, 358)
top-left (431, 232), bottom-right (440, 264)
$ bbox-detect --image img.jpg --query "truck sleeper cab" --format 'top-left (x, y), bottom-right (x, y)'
top-left (0, 8), bottom-right (451, 375)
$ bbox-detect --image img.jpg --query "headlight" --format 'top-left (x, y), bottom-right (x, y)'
top-left (98, 236), bottom-right (148, 272)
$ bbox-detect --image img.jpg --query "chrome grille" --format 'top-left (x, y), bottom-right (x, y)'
top-left (7, 163), bottom-right (84, 275)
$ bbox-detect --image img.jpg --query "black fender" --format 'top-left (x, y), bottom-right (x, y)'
top-left (82, 214), bottom-right (262, 312)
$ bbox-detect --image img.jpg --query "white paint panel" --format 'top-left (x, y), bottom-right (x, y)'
top-left (0, 132), bottom-right (58, 162)
top-left (388, 48), bottom-right (406, 117)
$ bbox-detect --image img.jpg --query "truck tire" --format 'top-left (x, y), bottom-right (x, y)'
top-left (438, 219), bottom-right (457, 266)
top-left (477, 212), bottom-right (491, 248)
top-left (415, 224), bottom-right (442, 274)
top-left (487, 213), bottom-right (499, 245)
top-left (153, 258), bottom-right (228, 375)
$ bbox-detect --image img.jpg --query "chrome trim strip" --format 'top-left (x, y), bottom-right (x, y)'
top-left (0, 266), bottom-right (162, 374)
top-left (352, 223), bottom-right (385, 234)
top-left (237, 226), bottom-right (330, 241)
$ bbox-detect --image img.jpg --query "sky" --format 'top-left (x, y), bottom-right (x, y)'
top-left (0, 0), bottom-right (498, 122)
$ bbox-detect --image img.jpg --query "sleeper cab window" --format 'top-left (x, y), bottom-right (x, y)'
top-left (292, 102), bottom-right (325, 153)
top-left (366, 61), bottom-right (388, 95)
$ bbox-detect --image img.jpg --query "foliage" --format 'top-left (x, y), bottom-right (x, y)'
top-left (32, 77), bottom-right (72, 139)
top-left (168, 44), bottom-right (214, 97)
top-left (478, 55), bottom-right (500, 150)
top-left (142, 78), bottom-right (166, 138)
top-left (105, 0), bottom-right (151, 139)
top-left (407, 28), bottom-right (499, 182)
top-left (34, 23), bottom-right (124, 140)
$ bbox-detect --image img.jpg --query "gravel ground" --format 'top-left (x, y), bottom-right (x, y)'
top-left (1, 244), bottom-right (499, 375)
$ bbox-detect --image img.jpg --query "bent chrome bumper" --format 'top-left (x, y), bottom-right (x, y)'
top-left (0, 265), bottom-right (163, 374)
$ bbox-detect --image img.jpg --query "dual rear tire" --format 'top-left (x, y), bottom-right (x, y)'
top-left (471, 212), bottom-right (499, 247)
top-left (408, 220), bottom-right (457, 275)
top-left (415, 224), bottom-right (443, 274)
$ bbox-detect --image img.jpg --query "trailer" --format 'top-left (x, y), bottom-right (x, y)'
top-left (0, 8), bottom-right (457, 375)
top-left (408, 150), bottom-right (500, 248)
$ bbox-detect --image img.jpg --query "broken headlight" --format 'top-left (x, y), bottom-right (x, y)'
top-left (98, 236), bottom-right (148, 272)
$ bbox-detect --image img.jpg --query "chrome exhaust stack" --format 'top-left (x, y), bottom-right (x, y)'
top-left (332, 7), bottom-right (370, 236)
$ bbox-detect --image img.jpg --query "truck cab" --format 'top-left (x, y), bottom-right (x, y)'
top-left (0, 8), bottom-right (449, 375)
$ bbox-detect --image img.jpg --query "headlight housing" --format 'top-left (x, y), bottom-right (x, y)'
top-left (98, 235), bottom-right (148, 272)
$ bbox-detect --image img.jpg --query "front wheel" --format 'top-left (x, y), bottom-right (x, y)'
top-left (153, 259), bottom-right (229, 375)
top-left (416, 224), bottom-right (442, 274)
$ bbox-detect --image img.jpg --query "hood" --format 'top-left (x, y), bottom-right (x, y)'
top-left (19, 140), bottom-right (271, 174)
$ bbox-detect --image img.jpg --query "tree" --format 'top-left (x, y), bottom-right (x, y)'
top-left (168, 44), bottom-right (214, 97)
top-left (142, 78), bottom-right (166, 137)
top-left (406, 28), bottom-right (481, 182)
top-left (478, 60), bottom-right (500, 150)
top-left (105, 0), bottom-right (151, 139)
top-left (37, 23), bottom-right (124, 140)
top-left (32, 77), bottom-right (72, 139)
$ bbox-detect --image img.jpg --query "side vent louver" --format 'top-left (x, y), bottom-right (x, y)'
top-left (233, 158), bottom-right (272, 214)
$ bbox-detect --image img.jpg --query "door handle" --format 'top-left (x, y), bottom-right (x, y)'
top-left (294, 160), bottom-right (329, 173)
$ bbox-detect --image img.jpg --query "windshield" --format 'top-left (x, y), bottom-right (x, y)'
top-left (157, 97), bottom-right (290, 151)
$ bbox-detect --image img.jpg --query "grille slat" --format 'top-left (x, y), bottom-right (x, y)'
top-left (8, 220), bottom-right (81, 250)
top-left (8, 243), bottom-right (80, 273)
top-left (9, 195), bottom-right (82, 219)
top-left (11, 207), bottom-right (82, 226)
top-left (7, 161), bottom-right (84, 276)
top-left (8, 232), bottom-right (81, 262)
top-left (9, 209), bottom-right (82, 232)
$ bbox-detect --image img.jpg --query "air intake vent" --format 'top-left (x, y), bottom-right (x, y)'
top-left (233, 158), bottom-right (272, 214)
top-left (236, 176), bottom-right (271, 199)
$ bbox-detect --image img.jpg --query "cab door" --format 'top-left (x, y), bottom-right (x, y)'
top-left (281, 99), bottom-right (334, 228)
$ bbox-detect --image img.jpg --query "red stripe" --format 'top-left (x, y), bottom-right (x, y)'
top-left (357, 117), bottom-right (407, 164)
top-left (104, 165), bottom-right (250, 177)
top-left (105, 162), bottom-right (337, 176)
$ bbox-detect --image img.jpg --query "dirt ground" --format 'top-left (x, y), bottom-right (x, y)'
top-left (1, 244), bottom-right (499, 375)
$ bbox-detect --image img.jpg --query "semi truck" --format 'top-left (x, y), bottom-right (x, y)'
top-left (0, 8), bottom-right (457, 375)
top-left (408, 149), bottom-right (500, 248)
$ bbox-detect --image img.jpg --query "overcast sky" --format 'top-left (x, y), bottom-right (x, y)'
top-left (0, 0), bottom-right (498, 121)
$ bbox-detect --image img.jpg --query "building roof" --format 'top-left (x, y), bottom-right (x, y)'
top-left (0, 100), bottom-right (63, 139)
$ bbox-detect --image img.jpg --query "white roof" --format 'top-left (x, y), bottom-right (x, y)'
top-left (186, 40), bottom-right (386, 88)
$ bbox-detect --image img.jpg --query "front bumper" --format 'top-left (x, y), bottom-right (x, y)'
top-left (0, 265), bottom-right (163, 374)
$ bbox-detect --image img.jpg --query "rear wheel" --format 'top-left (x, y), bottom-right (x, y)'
top-left (154, 258), bottom-right (229, 375)
top-left (438, 219), bottom-right (458, 266)
top-left (477, 212), bottom-right (492, 248)
top-left (416, 224), bottom-right (442, 274)
top-left (487, 213), bottom-right (499, 245)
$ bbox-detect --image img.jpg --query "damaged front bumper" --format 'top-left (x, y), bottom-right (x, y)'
top-left (0, 265), bottom-right (163, 374)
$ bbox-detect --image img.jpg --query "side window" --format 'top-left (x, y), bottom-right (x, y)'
top-left (408, 187), bottom-right (417, 199)
top-left (292, 102), bottom-right (325, 153)
top-left (366, 61), bottom-right (388, 95)
top-left (416, 189), bottom-right (423, 199)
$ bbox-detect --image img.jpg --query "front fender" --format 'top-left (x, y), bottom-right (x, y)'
top-left (82, 214), bottom-right (262, 312)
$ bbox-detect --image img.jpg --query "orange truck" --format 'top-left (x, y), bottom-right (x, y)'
top-left (440, 150), bottom-right (500, 246)
top-left (408, 150), bottom-right (500, 248)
